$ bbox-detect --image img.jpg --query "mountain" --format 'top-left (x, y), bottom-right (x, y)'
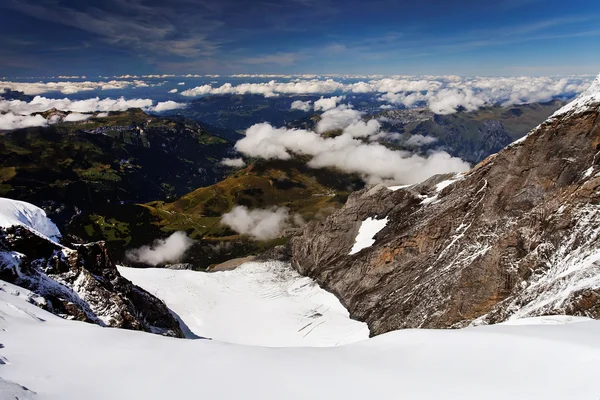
top-left (289, 75), bottom-right (600, 335)
top-left (0, 197), bottom-right (184, 337)
top-left (377, 100), bottom-right (564, 164)
top-left (0, 109), bottom-right (232, 226)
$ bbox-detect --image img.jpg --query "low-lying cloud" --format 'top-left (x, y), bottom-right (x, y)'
top-left (220, 157), bottom-right (246, 168)
top-left (125, 231), bottom-right (194, 266)
top-left (221, 206), bottom-right (293, 240)
top-left (180, 75), bottom-right (593, 114)
top-left (234, 113), bottom-right (470, 185)
top-left (1, 80), bottom-right (152, 95)
top-left (0, 96), bottom-right (187, 130)
top-left (290, 100), bottom-right (312, 111)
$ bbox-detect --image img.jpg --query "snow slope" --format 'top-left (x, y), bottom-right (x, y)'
top-left (2, 279), bottom-right (600, 400)
top-left (118, 261), bottom-right (369, 347)
top-left (0, 197), bottom-right (61, 242)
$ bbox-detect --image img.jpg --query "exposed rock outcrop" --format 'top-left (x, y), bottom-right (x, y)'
top-left (290, 75), bottom-right (600, 335)
top-left (0, 224), bottom-right (184, 337)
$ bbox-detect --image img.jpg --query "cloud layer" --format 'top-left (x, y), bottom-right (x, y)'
top-left (181, 75), bottom-right (593, 114)
top-left (125, 231), bottom-right (194, 266)
top-left (221, 206), bottom-right (292, 240)
top-left (234, 105), bottom-right (470, 185)
top-left (1, 80), bottom-right (152, 95)
top-left (0, 96), bottom-right (186, 130)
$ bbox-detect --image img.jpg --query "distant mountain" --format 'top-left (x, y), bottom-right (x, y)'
top-left (0, 108), bottom-right (232, 226)
top-left (377, 100), bottom-right (565, 164)
top-left (290, 76), bottom-right (600, 334)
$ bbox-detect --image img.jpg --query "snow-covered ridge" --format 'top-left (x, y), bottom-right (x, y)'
top-left (0, 197), bottom-right (61, 242)
top-left (551, 73), bottom-right (600, 119)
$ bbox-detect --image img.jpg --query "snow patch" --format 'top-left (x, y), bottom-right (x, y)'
top-left (349, 217), bottom-right (389, 255)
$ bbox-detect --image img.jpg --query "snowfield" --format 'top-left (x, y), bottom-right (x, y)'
top-left (118, 261), bottom-right (369, 347)
top-left (2, 279), bottom-right (600, 400)
top-left (0, 197), bottom-right (61, 242)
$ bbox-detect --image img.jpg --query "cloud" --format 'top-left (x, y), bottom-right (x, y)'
top-left (313, 96), bottom-right (345, 111)
top-left (148, 100), bottom-right (187, 112)
top-left (177, 82), bottom-right (186, 85)
top-left (220, 206), bottom-right (291, 240)
top-left (405, 134), bottom-right (438, 147)
top-left (315, 105), bottom-right (362, 133)
top-left (125, 231), bottom-right (194, 266)
top-left (0, 96), bottom-right (154, 115)
top-left (0, 112), bottom-right (48, 130)
top-left (180, 75), bottom-right (593, 114)
top-left (290, 100), bottom-right (312, 111)
top-left (220, 157), bottom-right (246, 168)
top-left (0, 80), bottom-right (151, 95)
top-left (168, 88), bottom-right (178, 93)
top-left (234, 121), bottom-right (470, 184)
top-left (63, 113), bottom-right (92, 122)
top-left (0, 96), bottom-right (186, 131)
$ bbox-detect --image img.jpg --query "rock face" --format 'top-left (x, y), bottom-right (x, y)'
top-left (290, 76), bottom-right (600, 335)
top-left (0, 225), bottom-right (184, 337)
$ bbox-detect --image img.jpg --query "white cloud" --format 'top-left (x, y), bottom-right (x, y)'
top-left (0, 96), bottom-right (186, 131)
top-left (220, 157), bottom-right (246, 168)
top-left (179, 75), bottom-right (593, 114)
top-left (0, 96), bottom-right (154, 115)
top-left (234, 122), bottom-right (470, 184)
top-left (221, 206), bottom-right (291, 240)
top-left (313, 96), bottom-right (345, 111)
top-left (0, 112), bottom-right (48, 130)
top-left (148, 100), bottom-right (187, 112)
top-left (290, 100), bottom-right (312, 111)
top-left (125, 231), bottom-right (194, 266)
top-left (168, 88), bottom-right (178, 93)
top-left (0, 80), bottom-right (151, 95)
top-left (316, 105), bottom-right (362, 133)
top-left (63, 113), bottom-right (92, 122)
top-left (177, 82), bottom-right (186, 85)
top-left (405, 134), bottom-right (438, 147)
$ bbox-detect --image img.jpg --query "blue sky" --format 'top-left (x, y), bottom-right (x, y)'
top-left (0, 0), bottom-right (599, 76)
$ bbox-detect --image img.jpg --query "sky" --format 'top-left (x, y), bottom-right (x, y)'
top-left (0, 0), bottom-right (599, 76)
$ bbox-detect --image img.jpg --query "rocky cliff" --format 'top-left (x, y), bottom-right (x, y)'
top-left (290, 75), bottom-right (600, 335)
top-left (0, 198), bottom-right (183, 337)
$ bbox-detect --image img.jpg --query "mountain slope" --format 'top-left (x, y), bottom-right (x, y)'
top-left (0, 109), bottom-right (231, 223)
top-left (290, 74), bottom-right (600, 335)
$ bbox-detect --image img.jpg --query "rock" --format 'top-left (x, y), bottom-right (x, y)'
top-left (290, 80), bottom-right (600, 335)
top-left (0, 225), bottom-right (184, 337)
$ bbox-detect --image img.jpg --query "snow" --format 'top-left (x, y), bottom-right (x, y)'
top-left (584, 166), bottom-right (594, 178)
top-left (434, 173), bottom-right (463, 192)
top-left (118, 261), bottom-right (369, 347)
top-left (386, 184), bottom-right (411, 191)
top-left (0, 197), bottom-right (61, 242)
top-left (551, 73), bottom-right (600, 119)
top-left (349, 216), bottom-right (389, 255)
top-left (2, 279), bottom-right (600, 400)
